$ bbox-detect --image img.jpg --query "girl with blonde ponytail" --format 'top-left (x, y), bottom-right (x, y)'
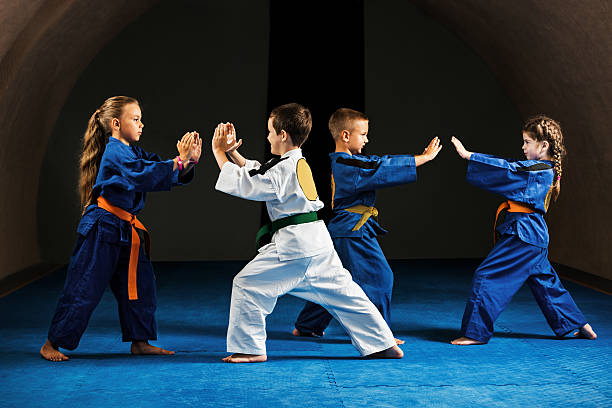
top-left (448, 116), bottom-right (596, 346)
top-left (41, 96), bottom-right (202, 362)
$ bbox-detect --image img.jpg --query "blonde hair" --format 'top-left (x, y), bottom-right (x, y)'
top-left (328, 108), bottom-right (368, 141)
top-left (79, 96), bottom-right (139, 211)
top-left (523, 115), bottom-right (566, 202)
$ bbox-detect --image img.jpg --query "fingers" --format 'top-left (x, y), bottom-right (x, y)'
top-left (429, 136), bottom-right (440, 151)
top-left (450, 136), bottom-right (462, 148)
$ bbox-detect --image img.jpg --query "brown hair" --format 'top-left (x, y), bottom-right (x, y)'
top-left (328, 108), bottom-right (368, 141)
top-left (269, 103), bottom-right (312, 147)
top-left (79, 96), bottom-right (139, 211)
top-left (522, 115), bottom-right (566, 202)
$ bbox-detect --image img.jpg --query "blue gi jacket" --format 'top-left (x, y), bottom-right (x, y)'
top-left (79, 137), bottom-right (193, 240)
top-left (467, 153), bottom-right (554, 248)
top-left (327, 152), bottom-right (417, 238)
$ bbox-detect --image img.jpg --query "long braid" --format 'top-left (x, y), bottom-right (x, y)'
top-left (523, 115), bottom-right (566, 202)
top-left (78, 96), bottom-right (139, 212)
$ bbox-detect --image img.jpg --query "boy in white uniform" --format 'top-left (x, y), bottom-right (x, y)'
top-left (212, 103), bottom-right (403, 363)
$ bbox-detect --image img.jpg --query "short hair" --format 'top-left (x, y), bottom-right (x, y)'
top-left (269, 103), bottom-right (312, 147)
top-left (328, 108), bottom-right (368, 141)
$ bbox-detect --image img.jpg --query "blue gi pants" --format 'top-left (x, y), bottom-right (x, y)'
top-left (461, 234), bottom-right (587, 343)
top-left (48, 213), bottom-right (157, 350)
top-left (295, 234), bottom-right (393, 335)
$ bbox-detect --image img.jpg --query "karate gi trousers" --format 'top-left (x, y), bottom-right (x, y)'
top-left (227, 242), bottom-right (396, 356)
top-left (48, 210), bottom-right (157, 350)
top-left (295, 234), bottom-right (393, 335)
top-left (460, 233), bottom-right (587, 343)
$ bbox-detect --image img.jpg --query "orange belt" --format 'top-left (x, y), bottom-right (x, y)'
top-left (97, 197), bottom-right (150, 300)
top-left (494, 200), bottom-right (534, 244)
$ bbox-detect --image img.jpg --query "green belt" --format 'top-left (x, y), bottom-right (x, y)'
top-left (255, 211), bottom-right (318, 249)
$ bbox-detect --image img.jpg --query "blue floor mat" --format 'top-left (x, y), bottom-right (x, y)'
top-left (1, 259), bottom-right (610, 407)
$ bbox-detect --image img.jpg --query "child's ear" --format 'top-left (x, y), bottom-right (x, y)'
top-left (112, 118), bottom-right (120, 130)
top-left (540, 140), bottom-right (550, 152)
top-left (280, 130), bottom-right (289, 143)
top-left (341, 130), bottom-right (350, 143)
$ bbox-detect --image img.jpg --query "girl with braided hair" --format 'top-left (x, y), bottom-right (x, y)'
top-left (449, 115), bottom-right (596, 345)
top-left (41, 96), bottom-right (202, 361)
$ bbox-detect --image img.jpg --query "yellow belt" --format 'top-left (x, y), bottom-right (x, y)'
top-left (342, 205), bottom-right (379, 231)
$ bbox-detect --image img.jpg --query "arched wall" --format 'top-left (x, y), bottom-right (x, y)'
top-left (0, 0), bottom-right (158, 280)
top-left (1, 0), bottom-right (610, 282)
top-left (412, 0), bottom-right (612, 279)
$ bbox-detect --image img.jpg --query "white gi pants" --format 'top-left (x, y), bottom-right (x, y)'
top-left (226, 243), bottom-right (397, 356)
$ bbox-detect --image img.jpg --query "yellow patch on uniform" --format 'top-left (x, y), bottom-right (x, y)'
top-left (297, 158), bottom-right (318, 201)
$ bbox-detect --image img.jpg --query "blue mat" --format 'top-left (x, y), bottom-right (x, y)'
top-left (1, 259), bottom-right (610, 407)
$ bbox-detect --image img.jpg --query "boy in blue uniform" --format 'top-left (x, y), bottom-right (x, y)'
top-left (293, 108), bottom-right (441, 342)
top-left (450, 115), bottom-right (596, 345)
top-left (41, 96), bottom-right (201, 361)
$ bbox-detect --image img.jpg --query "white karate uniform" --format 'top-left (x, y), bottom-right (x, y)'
top-left (216, 148), bottom-right (396, 356)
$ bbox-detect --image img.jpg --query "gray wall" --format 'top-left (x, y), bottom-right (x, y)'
top-left (37, 0), bottom-right (269, 263)
top-left (365, 1), bottom-right (520, 259)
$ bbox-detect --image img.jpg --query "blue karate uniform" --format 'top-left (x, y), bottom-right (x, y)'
top-left (48, 137), bottom-right (193, 350)
top-left (295, 152), bottom-right (416, 335)
top-left (459, 153), bottom-right (586, 343)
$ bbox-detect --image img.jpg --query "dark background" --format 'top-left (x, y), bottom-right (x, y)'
top-left (37, 0), bottom-right (519, 264)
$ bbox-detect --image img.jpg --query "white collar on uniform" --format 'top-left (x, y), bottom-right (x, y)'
top-left (281, 148), bottom-right (302, 159)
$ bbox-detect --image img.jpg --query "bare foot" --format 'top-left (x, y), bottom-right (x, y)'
top-left (222, 353), bottom-right (267, 363)
top-left (573, 323), bottom-right (597, 340)
top-left (366, 345), bottom-right (403, 359)
top-left (292, 328), bottom-right (323, 338)
top-left (451, 336), bottom-right (485, 345)
top-left (395, 338), bottom-right (405, 345)
top-left (130, 341), bottom-right (175, 355)
top-left (40, 339), bottom-right (69, 362)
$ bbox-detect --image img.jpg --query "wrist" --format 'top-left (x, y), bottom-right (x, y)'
top-left (175, 155), bottom-right (185, 171)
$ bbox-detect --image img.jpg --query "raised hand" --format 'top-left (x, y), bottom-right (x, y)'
top-left (176, 132), bottom-right (195, 162)
top-left (189, 131), bottom-right (202, 162)
top-left (422, 136), bottom-right (442, 161)
top-left (225, 123), bottom-right (243, 153)
top-left (415, 136), bottom-right (442, 167)
top-left (211, 123), bottom-right (229, 153)
top-left (451, 136), bottom-right (472, 160)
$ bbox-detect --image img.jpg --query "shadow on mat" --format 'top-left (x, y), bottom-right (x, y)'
top-left (396, 327), bottom-right (558, 343)
top-left (155, 323), bottom-right (228, 338)
top-left (266, 330), bottom-right (351, 344)
top-left (40, 352), bottom-right (363, 363)
top-left (45, 352), bottom-right (224, 363)
top-left (268, 355), bottom-right (363, 361)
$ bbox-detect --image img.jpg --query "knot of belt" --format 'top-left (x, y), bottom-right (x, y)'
top-left (97, 197), bottom-right (150, 300)
top-left (342, 205), bottom-right (379, 231)
top-left (493, 200), bottom-right (534, 244)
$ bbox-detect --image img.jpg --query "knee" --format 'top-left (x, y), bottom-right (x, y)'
top-left (232, 273), bottom-right (254, 292)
